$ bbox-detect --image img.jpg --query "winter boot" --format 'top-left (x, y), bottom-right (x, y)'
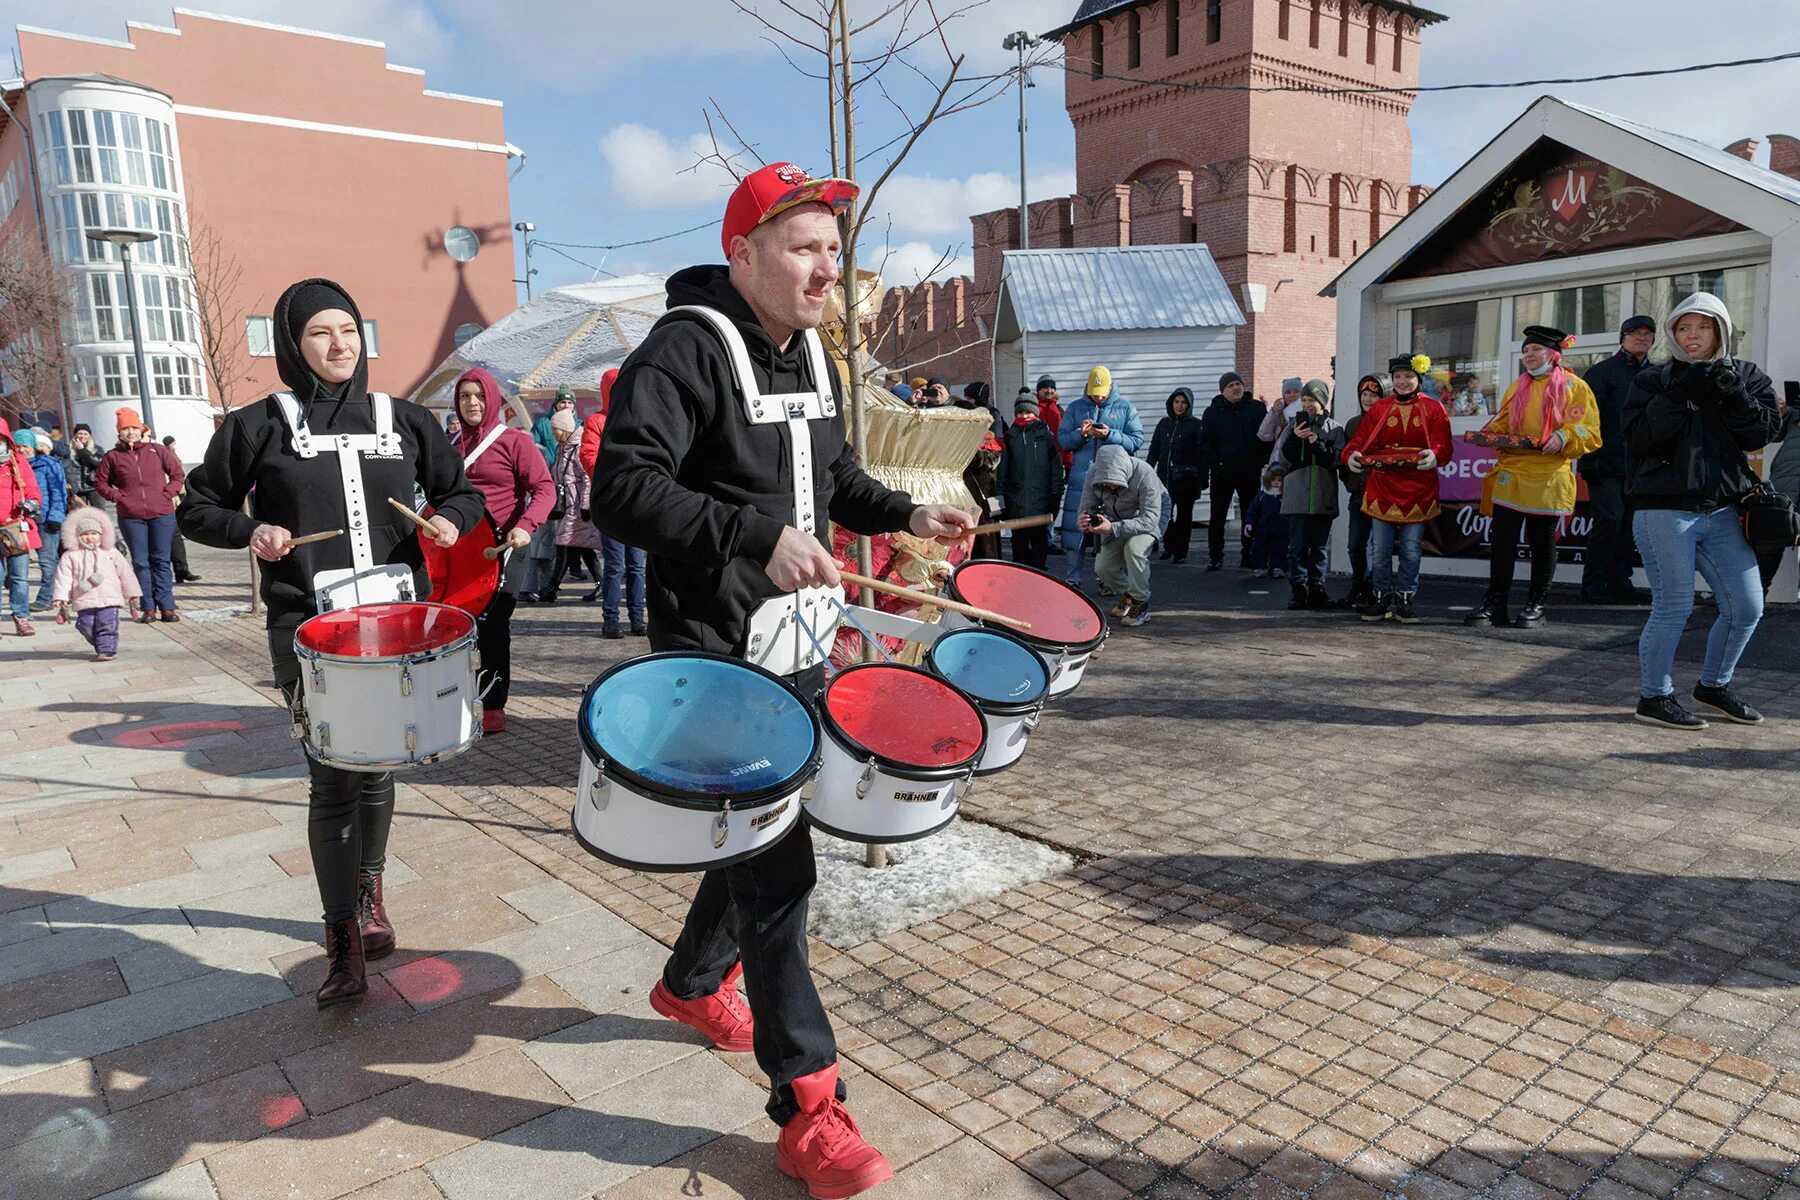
top-left (12, 615), bottom-right (34, 636)
top-left (357, 871), bottom-right (396, 960)
top-left (630, 615), bottom-right (648, 637)
top-left (1463, 592), bottom-right (1509, 628)
top-left (649, 960), bottom-right (755, 1052)
top-left (602, 617), bottom-right (625, 640)
top-left (482, 709), bottom-right (506, 734)
top-left (1287, 581), bottom-right (1309, 611)
top-left (317, 919), bottom-right (367, 1008)
top-left (775, 1064), bottom-right (894, 1199)
top-left (1514, 589), bottom-right (1549, 628)
top-left (1306, 583), bottom-right (1330, 610)
top-left (1359, 592), bottom-right (1392, 622)
top-left (1390, 592), bottom-right (1421, 624)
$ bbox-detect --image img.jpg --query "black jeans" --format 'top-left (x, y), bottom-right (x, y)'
top-left (1164, 472), bottom-right (1202, 561)
top-left (1285, 514), bottom-right (1334, 587)
top-left (1346, 500), bottom-right (1372, 589)
top-left (476, 592), bottom-right (518, 709)
top-left (270, 626), bottom-right (394, 925)
top-left (1010, 524), bottom-right (1050, 570)
top-left (542, 547), bottom-right (598, 595)
top-left (663, 663), bottom-right (838, 1125)
top-left (1208, 468), bottom-right (1260, 566)
top-left (1489, 506), bottom-right (1559, 598)
top-left (1582, 474), bottom-right (1636, 594)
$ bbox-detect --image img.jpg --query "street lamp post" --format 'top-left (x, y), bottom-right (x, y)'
top-left (85, 227), bottom-right (159, 434)
top-left (1001, 31), bottom-right (1041, 250)
top-left (514, 220), bottom-right (537, 301)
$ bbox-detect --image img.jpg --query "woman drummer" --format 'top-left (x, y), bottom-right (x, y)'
top-left (447, 367), bottom-right (554, 732)
top-left (179, 278), bottom-right (484, 1008)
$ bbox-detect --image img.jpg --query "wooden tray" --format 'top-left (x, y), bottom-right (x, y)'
top-left (1464, 430), bottom-right (1542, 451)
top-left (1359, 450), bottom-right (1428, 470)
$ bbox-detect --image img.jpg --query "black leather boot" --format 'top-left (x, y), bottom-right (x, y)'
top-left (357, 871), bottom-right (395, 960)
top-left (1464, 592), bottom-right (1509, 628)
top-left (1306, 583), bottom-right (1330, 610)
top-left (1287, 581), bottom-right (1309, 610)
top-left (1515, 589), bottom-right (1549, 628)
top-left (317, 919), bottom-right (367, 1008)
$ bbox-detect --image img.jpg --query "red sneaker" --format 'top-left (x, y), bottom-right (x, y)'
top-left (648, 960), bottom-right (753, 1052)
top-left (481, 708), bottom-right (506, 734)
top-left (776, 1065), bottom-right (893, 1199)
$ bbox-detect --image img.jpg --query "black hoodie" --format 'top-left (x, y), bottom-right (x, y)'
top-left (1147, 387), bottom-right (1205, 483)
top-left (589, 265), bottom-right (916, 655)
top-left (178, 277), bottom-right (483, 625)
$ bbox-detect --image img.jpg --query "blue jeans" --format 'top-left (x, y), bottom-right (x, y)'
top-left (1634, 507), bottom-right (1763, 697)
top-left (601, 535), bottom-right (646, 619)
top-left (33, 527), bottom-right (62, 606)
top-left (1285, 515), bottom-right (1333, 587)
top-left (121, 512), bottom-right (177, 613)
top-left (2, 552), bottom-right (27, 616)
top-left (1370, 520), bottom-right (1424, 594)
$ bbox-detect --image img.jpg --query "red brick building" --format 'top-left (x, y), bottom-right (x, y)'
top-left (868, 0), bottom-right (1444, 395)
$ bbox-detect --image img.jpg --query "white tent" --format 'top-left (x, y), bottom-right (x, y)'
top-left (409, 274), bottom-right (668, 414)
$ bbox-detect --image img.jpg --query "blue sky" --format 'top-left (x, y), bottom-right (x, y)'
top-left (13, 1), bottom-right (1800, 304)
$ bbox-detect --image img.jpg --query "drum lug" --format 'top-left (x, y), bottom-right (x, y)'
top-left (854, 759), bottom-right (875, 800)
top-left (316, 722), bottom-right (330, 749)
top-left (399, 664), bottom-right (413, 698)
top-left (1025, 704), bottom-right (1044, 732)
top-left (954, 764), bottom-right (977, 802)
top-left (712, 798), bottom-right (733, 850)
top-left (309, 659), bottom-right (326, 694)
top-left (405, 724), bottom-right (418, 761)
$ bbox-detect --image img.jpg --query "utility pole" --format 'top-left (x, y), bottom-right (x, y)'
top-left (1002, 31), bottom-right (1041, 249)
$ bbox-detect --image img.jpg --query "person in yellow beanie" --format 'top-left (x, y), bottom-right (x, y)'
top-left (1056, 365), bottom-right (1144, 586)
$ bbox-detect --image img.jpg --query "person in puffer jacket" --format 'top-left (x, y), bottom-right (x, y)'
top-left (0, 421), bottom-right (44, 635)
top-left (52, 505), bottom-right (140, 661)
top-left (1279, 380), bottom-right (1344, 610)
top-left (1057, 366), bottom-right (1145, 584)
top-left (1078, 444), bottom-right (1168, 627)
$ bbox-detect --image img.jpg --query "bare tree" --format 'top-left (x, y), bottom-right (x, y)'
top-left (185, 215), bottom-right (255, 413)
top-left (0, 225), bottom-right (74, 426)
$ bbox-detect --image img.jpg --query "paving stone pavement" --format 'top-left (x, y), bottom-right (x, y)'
top-left (10, 541), bottom-right (1800, 1198)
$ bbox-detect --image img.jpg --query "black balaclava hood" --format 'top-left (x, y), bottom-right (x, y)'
top-left (272, 277), bottom-right (369, 412)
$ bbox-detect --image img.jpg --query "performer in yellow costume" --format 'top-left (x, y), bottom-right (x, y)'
top-left (1467, 324), bottom-right (1602, 629)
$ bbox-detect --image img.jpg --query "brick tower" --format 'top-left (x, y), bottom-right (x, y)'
top-left (870, 0), bottom-right (1444, 394)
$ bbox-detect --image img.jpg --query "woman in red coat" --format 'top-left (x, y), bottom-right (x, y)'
top-left (1, 420), bottom-right (44, 635)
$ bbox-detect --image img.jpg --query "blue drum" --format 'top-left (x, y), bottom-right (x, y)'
top-left (924, 627), bottom-right (1050, 774)
top-left (571, 652), bottom-right (820, 871)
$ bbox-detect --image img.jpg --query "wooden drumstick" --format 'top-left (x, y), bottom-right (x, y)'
top-left (482, 546), bottom-right (505, 560)
top-left (286, 528), bottom-right (343, 547)
top-left (386, 497), bottom-right (436, 533)
top-left (962, 513), bottom-right (1055, 538)
top-left (839, 570), bottom-right (1031, 631)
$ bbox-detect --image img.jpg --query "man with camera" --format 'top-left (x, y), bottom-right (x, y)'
top-left (1623, 291), bottom-right (1780, 730)
top-left (1078, 444), bottom-right (1169, 626)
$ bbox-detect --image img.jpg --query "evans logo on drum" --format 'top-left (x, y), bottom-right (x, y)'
top-left (731, 758), bottom-right (773, 777)
top-left (749, 800), bottom-right (790, 831)
top-left (435, 685), bottom-right (460, 699)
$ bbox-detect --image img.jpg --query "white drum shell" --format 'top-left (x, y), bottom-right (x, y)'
top-left (806, 736), bottom-right (965, 844)
top-left (936, 610), bottom-right (1096, 698)
top-left (297, 639), bottom-right (478, 772)
top-left (572, 750), bottom-right (804, 872)
top-left (973, 706), bottom-right (1037, 774)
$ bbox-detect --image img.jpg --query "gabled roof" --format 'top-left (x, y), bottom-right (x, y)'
top-left (1326, 95), bottom-right (1800, 298)
top-left (1044, 0), bottom-right (1443, 40)
top-left (995, 244), bottom-right (1244, 341)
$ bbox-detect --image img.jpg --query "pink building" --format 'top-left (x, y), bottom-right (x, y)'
top-left (0, 9), bottom-right (518, 458)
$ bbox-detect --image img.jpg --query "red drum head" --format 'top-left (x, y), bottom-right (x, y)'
top-left (949, 561), bottom-right (1106, 650)
top-left (296, 602), bottom-right (475, 659)
top-left (418, 507), bottom-right (501, 615)
top-left (824, 665), bottom-right (984, 769)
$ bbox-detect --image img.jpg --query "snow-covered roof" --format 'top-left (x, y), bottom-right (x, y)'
top-left (995, 244), bottom-right (1244, 340)
top-left (1558, 99), bottom-right (1800, 209)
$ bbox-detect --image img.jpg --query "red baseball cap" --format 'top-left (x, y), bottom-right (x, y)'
top-left (721, 162), bottom-right (858, 257)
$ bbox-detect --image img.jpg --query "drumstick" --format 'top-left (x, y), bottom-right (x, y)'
top-left (386, 497), bottom-right (436, 533)
top-left (839, 570), bottom-right (1031, 631)
top-left (286, 529), bottom-right (342, 547)
top-left (482, 546), bottom-right (505, 560)
top-left (962, 513), bottom-right (1055, 538)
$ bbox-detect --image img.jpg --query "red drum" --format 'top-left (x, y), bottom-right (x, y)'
top-left (805, 664), bottom-right (986, 844)
top-left (292, 601), bottom-right (480, 771)
top-left (941, 560), bottom-right (1107, 697)
top-left (418, 507), bottom-right (501, 616)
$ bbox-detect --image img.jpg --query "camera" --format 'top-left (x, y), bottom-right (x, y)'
top-left (1085, 505), bottom-right (1106, 526)
top-left (1710, 360), bottom-right (1740, 393)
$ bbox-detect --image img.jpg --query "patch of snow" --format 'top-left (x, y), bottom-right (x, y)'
top-left (181, 604), bottom-right (252, 623)
top-left (808, 818), bottom-right (1073, 949)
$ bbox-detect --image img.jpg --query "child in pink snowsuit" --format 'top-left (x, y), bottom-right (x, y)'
top-left (53, 506), bottom-right (140, 661)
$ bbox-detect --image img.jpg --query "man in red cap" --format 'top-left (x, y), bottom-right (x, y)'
top-left (590, 162), bottom-right (973, 1198)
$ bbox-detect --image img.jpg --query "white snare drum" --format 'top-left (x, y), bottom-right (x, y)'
top-left (807, 664), bottom-right (986, 844)
top-left (941, 560), bottom-right (1108, 697)
top-left (924, 627), bottom-right (1050, 775)
top-left (293, 602), bottom-right (480, 772)
top-left (571, 653), bottom-right (819, 872)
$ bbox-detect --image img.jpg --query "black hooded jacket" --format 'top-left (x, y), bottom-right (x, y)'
top-left (1200, 392), bottom-right (1267, 475)
top-left (177, 277), bottom-right (483, 625)
top-left (1622, 357), bottom-right (1780, 509)
top-left (589, 265), bottom-right (916, 655)
top-left (1147, 388), bottom-right (1206, 485)
top-left (1580, 349), bottom-right (1648, 479)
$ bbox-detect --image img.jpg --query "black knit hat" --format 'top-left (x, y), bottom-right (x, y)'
top-left (1219, 371), bottom-right (1243, 391)
top-left (1620, 315), bottom-right (1656, 339)
top-left (1035, 375), bottom-right (1057, 391)
top-left (1520, 325), bottom-right (1570, 352)
top-left (1015, 393), bottom-right (1039, 413)
top-left (963, 381), bottom-right (991, 405)
top-left (284, 280), bottom-right (355, 343)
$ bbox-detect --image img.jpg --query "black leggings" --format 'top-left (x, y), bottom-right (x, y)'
top-left (476, 592), bottom-right (518, 709)
top-left (1489, 506), bottom-right (1559, 597)
top-left (542, 547), bottom-right (598, 594)
top-left (270, 627), bottom-right (394, 925)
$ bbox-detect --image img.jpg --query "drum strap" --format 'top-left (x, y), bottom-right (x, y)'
top-left (461, 423), bottom-right (507, 471)
top-left (271, 391), bottom-right (400, 574)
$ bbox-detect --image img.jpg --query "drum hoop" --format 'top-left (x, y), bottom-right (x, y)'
top-left (803, 806), bottom-right (959, 846)
top-left (924, 626), bottom-right (1051, 715)
top-left (944, 560), bottom-right (1109, 654)
top-left (570, 805), bottom-right (801, 873)
top-left (294, 601), bottom-right (479, 663)
top-left (818, 662), bottom-right (986, 780)
top-left (578, 651), bottom-right (822, 810)
top-left (303, 735), bottom-right (478, 772)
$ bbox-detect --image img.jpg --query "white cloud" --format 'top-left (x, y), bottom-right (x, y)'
top-left (877, 242), bottom-right (974, 286)
top-left (863, 166), bottom-right (1078, 239)
top-left (597, 124), bottom-right (743, 211)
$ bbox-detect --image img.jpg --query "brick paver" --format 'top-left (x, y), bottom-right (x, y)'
top-left (8, 542), bottom-right (1800, 1198)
